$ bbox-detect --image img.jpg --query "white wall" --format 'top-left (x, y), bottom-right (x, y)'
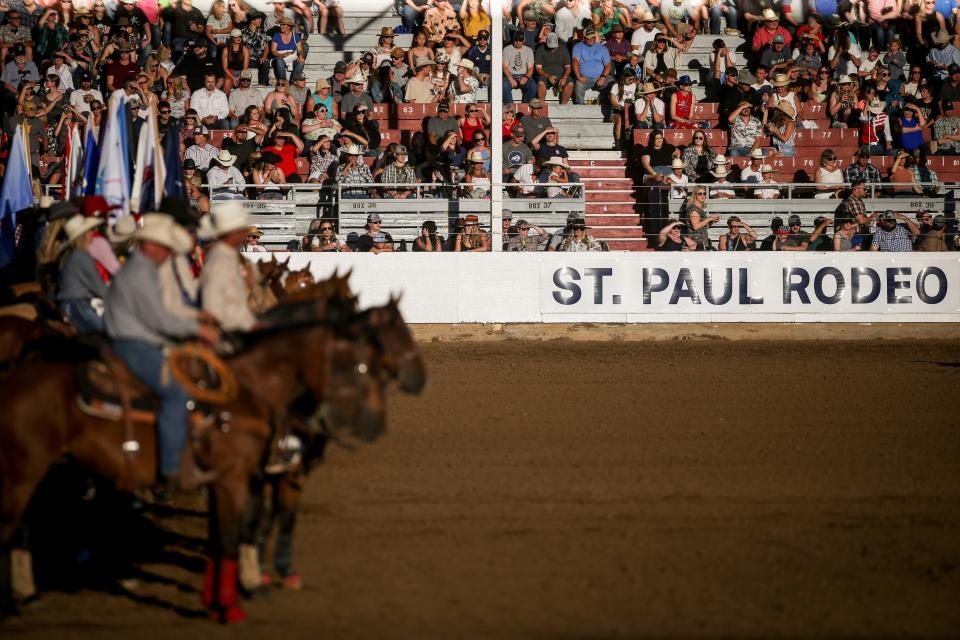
top-left (251, 253), bottom-right (960, 323)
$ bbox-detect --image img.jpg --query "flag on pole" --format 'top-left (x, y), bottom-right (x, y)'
top-left (0, 126), bottom-right (34, 270)
top-left (63, 123), bottom-right (84, 199)
top-left (82, 115), bottom-right (100, 195)
top-left (163, 121), bottom-right (185, 201)
top-left (95, 94), bottom-right (132, 215)
top-left (131, 106), bottom-right (166, 213)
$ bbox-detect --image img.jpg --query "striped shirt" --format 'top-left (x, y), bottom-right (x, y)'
top-left (184, 143), bottom-right (220, 170)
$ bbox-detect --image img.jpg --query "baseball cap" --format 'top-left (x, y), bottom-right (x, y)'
top-left (239, 69), bottom-right (252, 80)
top-left (529, 98), bottom-right (543, 108)
top-left (503, 210), bottom-right (513, 220)
top-left (546, 32), bottom-right (559, 48)
top-left (773, 34), bottom-right (784, 43)
top-left (881, 210), bottom-right (897, 221)
top-left (477, 29), bottom-right (490, 38)
top-left (932, 214), bottom-right (946, 229)
top-left (950, 63), bottom-right (960, 74)
top-left (583, 25), bottom-right (597, 37)
top-left (395, 145), bottom-right (408, 155)
top-left (367, 213), bottom-right (382, 223)
top-left (334, 61), bottom-right (347, 73)
top-left (291, 71), bottom-right (306, 81)
top-left (230, 28), bottom-right (242, 37)
top-left (787, 214), bottom-right (801, 227)
top-left (512, 125), bottom-right (525, 135)
top-left (438, 101), bottom-right (450, 112)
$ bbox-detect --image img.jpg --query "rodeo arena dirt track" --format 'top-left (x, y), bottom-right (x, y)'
top-left (3, 327), bottom-right (958, 640)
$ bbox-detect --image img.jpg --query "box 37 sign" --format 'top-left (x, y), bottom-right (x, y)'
top-left (540, 254), bottom-right (960, 317)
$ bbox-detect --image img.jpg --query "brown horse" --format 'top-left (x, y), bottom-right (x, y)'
top-left (243, 292), bottom-right (426, 589)
top-left (0, 299), bottom-right (388, 622)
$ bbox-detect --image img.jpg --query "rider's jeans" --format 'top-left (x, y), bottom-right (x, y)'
top-left (112, 339), bottom-right (190, 479)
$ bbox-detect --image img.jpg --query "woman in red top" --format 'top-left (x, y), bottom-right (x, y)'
top-left (261, 129), bottom-right (305, 182)
top-left (460, 104), bottom-right (489, 148)
top-left (669, 75), bottom-right (699, 129)
top-left (501, 105), bottom-right (518, 139)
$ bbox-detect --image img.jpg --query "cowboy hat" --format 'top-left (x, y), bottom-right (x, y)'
top-left (467, 150), bottom-right (485, 163)
top-left (760, 164), bottom-right (776, 173)
top-left (640, 10), bottom-right (655, 21)
top-left (711, 166), bottom-right (730, 177)
top-left (774, 100), bottom-right (796, 119)
top-left (640, 82), bottom-right (659, 94)
top-left (341, 144), bottom-right (364, 155)
top-left (199, 201), bottom-right (252, 240)
top-left (345, 74), bottom-right (366, 85)
top-left (379, 26), bottom-right (395, 37)
top-left (761, 8), bottom-right (778, 21)
top-left (837, 74), bottom-right (854, 84)
top-left (866, 98), bottom-right (885, 114)
top-left (750, 148), bottom-right (765, 159)
top-left (455, 59), bottom-right (476, 72)
top-left (246, 225), bottom-right (263, 238)
top-left (216, 149), bottom-right (237, 167)
top-left (671, 158), bottom-right (684, 169)
top-left (713, 153), bottom-right (728, 166)
top-left (932, 29), bottom-right (949, 45)
top-left (544, 156), bottom-right (571, 170)
top-left (135, 214), bottom-right (194, 252)
top-left (771, 73), bottom-right (790, 87)
top-left (414, 57), bottom-right (435, 69)
top-left (64, 214), bottom-right (104, 244)
top-left (107, 215), bottom-right (138, 244)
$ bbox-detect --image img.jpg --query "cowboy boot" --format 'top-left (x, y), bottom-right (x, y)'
top-left (10, 549), bottom-right (36, 602)
top-left (216, 558), bottom-right (247, 624)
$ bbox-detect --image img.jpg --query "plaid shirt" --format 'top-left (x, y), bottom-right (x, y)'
top-left (844, 162), bottom-right (881, 185)
top-left (380, 164), bottom-right (418, 187)
top-left (337, 162), bottom-right (374, 197)
top-left (872, 224), bottom-right (914, 251)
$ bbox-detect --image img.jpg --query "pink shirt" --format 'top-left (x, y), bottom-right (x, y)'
top-left (88, 234), bottom-right (121, 276)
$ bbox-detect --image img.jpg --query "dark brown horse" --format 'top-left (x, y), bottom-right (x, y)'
top-left (0, 299), bottom-right (388, 622)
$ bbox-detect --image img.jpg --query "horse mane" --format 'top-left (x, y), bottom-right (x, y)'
top-left (225, 297), bottom-right (358, 354)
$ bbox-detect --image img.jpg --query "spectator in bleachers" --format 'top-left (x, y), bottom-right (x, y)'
top-left (643, 34), bottom-right (679, 84)
top-left (184, 126), bottom-right (218, 169)
top-left (518, 11), bottom-right (542, 49)
top-left (264, 80), bottom-right (299, 124)
top-left (226, 71), bottom-right (259, 127)
top-left (288, 71), bottom-right (310, 112)
top-left (336, 145), bottom-right (374, 198)
top-left (914, 83), bottom-right (941, 129)
top-left (452, 214), bottom-right (490, 251)
top-left (897, 103), bottom-right (927, 152)
top-left (631, 11), bottom-right (660, 53)
top-left (606, 23), bottom-right (631, 73)
top-left (405, 58), bottom-right (437, 103)
top-left (429, 55), bottom-right (454, 99)
top-left (609, 70), bottom-right (637, 149)
top-left (239, 104), bottom-right (269, 140)
top-left (593, 0), bottom-right (630, 36)
top-left (662, 0), bottom-right (703, 38)
top-left (270, 17), bottom-right (304, 83)
top-left (754, 164), bottom-right (781, 198)
top-left (859, 98), bottom-right (891, 155)
top-left (240, 12), bottom-right (271, 86)
top-left (250, 151), bottom-right (288, 199)
top-left (719, 216), bottom-right (757, 251)
top-left (834, 218), bottom-right (861, 251)
top-left (888, 150), bottom-right (923, 195)
top-left (814, 149), bottom-right (844, 198)
top-left (175, 39), bottom-right (221, 92)
top-left (503, 31), bottom-right (536, 104)
top-left (186, 174), bottom-right (211, 215)
top-left (0, 12), bottom-right (31, 63)
top-left (191, 72), bottom-right (229, 128)
top-left (778, 215), bottom-right (811, 251)
top-left (459, 0), bottom-right (491, 38)
top-left (463, 29), bottom-right (492, 84)
top-left (408, 32), bottom-right (435, 68)
top-left (667, 157), bottom-right (689, 198)
top-left (533, 128), bottom-right (569, 167)
top-left (262, 128), bottom-right (305, 182)
top-left (340, 73), bottom-right (374, 115)
top-left (316, 0), bottom-right (345, 35)
top-left (206, 149), bottom-right (246, 199)
top-left (379, 145), bottom-right (419, 198)
top-left (452, 59), bottom-right (482, 103)
top-left (413, 220), bottom-right (444, 252)
top-left (740, 148), bottom-right (764, 182)
top-left (916, 215), bottom-right (949, 252)
top-left (534, 32), bottom-right (573, 104)
top-left (838, 179), bottom-right (877, 248)
top-left (940, 64), bottom-right (960, 102)
top-left (752, 9), bottom-right (791, 54)
top-left (503, 124), bottom-right (533, 175)
top-left (307, 135), bottom-right (337, 184)
top-left (558, 219), bottom-right (603, 251)
top-left (205, 0), bottom-right (233, 55)
top-left (669, 75), bottom-right (700, 128)
top-left (932, 100), bottom-right (960, 153)
top-left (769, 73), bottom-right (799, 114)
top-left (871, 210), bottom-right (920, 251)
top-left (423, 0), bottom-right (459, 44)
top-left (540, 156), bottom-right (580, 198)
top-left (682, 186), bottom-right (716, 250)
top-left (901, 66), bottom-right (922, 100)
top-left (763, 100), bottom-right (796, 157)
top-left (555, 0), bottom-right (592, 43)
top-left (572, 25), bottom-right (612, 105)
top-left (340, 105), bottom-right (380, 156)
top-left (505, 219), bottom-right (547, 251)
top-left (761, 37), bottom-right (791, 75)
top-left (457, 104), bottom-right (487, 145)
top-left (681, 130), bottom-right (719, 180)
top-left (708, 157), bottom-right (736, 198)
top-left (827, 27), bottom-right (862, 81)
top-left (728, 101), bottom-right (764, 156)
top-left (806, 66), bottom-right (831, 103)
top-left (161, 75), bottom-right (190, 120)
top-left (634, 81), bottom-right (666, 128)
top-left (845, 145), bottom-right (882, 182)
top-left (306, 78), bottom-right (337, 118)
top-left (657, 219), bottom-right (696, 250)
top-left (806, 216), bottom-right (833, 251)
top-left (928, 29), bottom-right (960, 83)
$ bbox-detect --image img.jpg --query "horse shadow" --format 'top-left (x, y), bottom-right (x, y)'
top-left (21, 462), bottom-right (212, 618)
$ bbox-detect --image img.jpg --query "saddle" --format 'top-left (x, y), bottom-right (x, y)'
top-left (75, 354), bottom-right (156, 423)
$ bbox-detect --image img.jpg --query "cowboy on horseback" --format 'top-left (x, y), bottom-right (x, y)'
top-left (104, 214), bottom-right (221, 489)
top-left (199, 203), bottom-right (260, 332)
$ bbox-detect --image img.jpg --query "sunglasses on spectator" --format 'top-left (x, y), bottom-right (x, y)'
top-left (159, 109), bottom-right (171, 114)
top-left (693, 135), bottom-right (704, 140)
top-left (321, 225), bottom-right (334, 231)
top-left (695, 191), bottom-right (706, 196)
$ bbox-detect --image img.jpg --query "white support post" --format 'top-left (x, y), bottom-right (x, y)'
top-left (490, 0), bottom-right (504, 251)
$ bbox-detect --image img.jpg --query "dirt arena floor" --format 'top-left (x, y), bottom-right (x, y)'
top-left (5, 333), bottom-right (960, 639)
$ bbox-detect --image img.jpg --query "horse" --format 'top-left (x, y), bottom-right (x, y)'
top-left (0, 297), bottom-right (389, 623)
top-left (0, 287), bottom-right (76, 363)
top-left (241, 291), bottom-right (426, 590)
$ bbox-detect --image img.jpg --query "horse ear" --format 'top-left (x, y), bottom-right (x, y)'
top-left (342, 268), bottom-right (353, 282)
top-left (390, 293), bottom-right (403, 307)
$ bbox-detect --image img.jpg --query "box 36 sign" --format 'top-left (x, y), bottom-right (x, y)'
top-left (539, 254), bottom-right (960, 316)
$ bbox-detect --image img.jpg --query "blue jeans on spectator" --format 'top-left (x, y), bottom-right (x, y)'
top-left (401, 5), bottom-right (426, 30)
top-left (503, 74), bottom-right (537, 103)
top-left (112, 339), bottom-right (191, 479)
top-left (729, 145), bottom-right (762, 157)
top-left (253, 58), bottom-right (271, 86)
top-left (272, 56), bottom-right (304, 82)
top-left (710, 0), bottom-right (738, 33)
top-left (171, 37), bottom-right (190, 63)
top-left (870, 20), bottom-right (896, 50)
top-left (573, 75), bottom-right (610, 104)
top-left (60, 299), bottom-right (104, 334)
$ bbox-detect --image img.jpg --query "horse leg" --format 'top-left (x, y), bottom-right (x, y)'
top-left (208, 474), bottom-right (250, 624)
top-left (275, 470), bottom-right (303, 590)
top-left (238, 473), bottom-right (265, 593)
top-left (0, 472), bottom-right (47, 616)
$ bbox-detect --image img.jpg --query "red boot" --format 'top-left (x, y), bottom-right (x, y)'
top-left (216, 558), bottom-right (247, 624)
top-left (201, 558), bottom-right (216, 609)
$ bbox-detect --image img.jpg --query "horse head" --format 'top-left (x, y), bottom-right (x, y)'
top-left (365, 294), bottom-right (426, 395)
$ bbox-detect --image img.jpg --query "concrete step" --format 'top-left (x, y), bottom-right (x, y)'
top-left (586, 203), bottom-right (637, 214)
top-left (590, 227), bottom-right (646, 239)
top-left (605, 239), bottom-right (650, 250)
top-left (586, 214), bottom-right (641, 226)
top-left (579, 168), bottom-right (629, 178)
top-left (568, 150), bottom-right (624, 161)
top-left (586, 192), bottom-right (637, 203)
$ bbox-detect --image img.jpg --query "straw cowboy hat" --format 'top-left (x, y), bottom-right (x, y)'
top-left (640, 10), bottom-right (655, 21)
top-left (246, 226), bottom-right (263, 238)
top-left (216, 149), bottom-right (237, 167)
top-left (774, 100), bottom-right (796, 119)
top-left (771, 73), bottom-right (790, 87)
top-left (932, 29), bottom-right (950, 45)
top-left (341, 144), bottom-right (364, 155)
top-left (199, 201), bottom-right (252, 240)
top-left (866, 98), bottom-right (885, 115)
top-left (711, 165), bottom-right (730, 178)
top-left (671, 158), bottom-right (684, 169)
top-left (544, 156), bottom-right (571, 170)
top-left (837, 74), bottom-right (854, 85)
top-left (414, 57), bottom-right (435, 69)
top-left (379, 26), bottom-right (395, 37)
top-left (467, 150), bottom-right (485, 163)
top-left (761, 164), bottom-right (776, 173)
top-left (640, 82), bottom-right (659, 94)
top-left (750, 148), bottom-right (765, 159)
top-left (761, 8), bottom-right (778, 21)
top-left (135, 214), bottom-right (194, 252)
top-left (64, 214), bottom-right (103, 244)
top-left (713, 153), bottom-right (729, 166)
top-left (107, 215), bottom-right (138, 244)
top-left (454, 59), bottom-right (476, 73)
top-left (345, 74), bottom-right (366, 85)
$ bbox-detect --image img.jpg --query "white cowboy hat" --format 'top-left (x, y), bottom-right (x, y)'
top-left (64, 214), bottom-right (104, 244)
top-left (135, 214), bottom-right (194, 252)
top-left (750, 148), bottom-right (765, 159)
top-left (216, 149), bottom-right (237, 167)
top-left (710, 166), bottom-right (730, 177)
top-left (467, 150), bottom-right (485, 163)
top-left (671, 158), bottom-right (684, 169)
top-left (199, 201), bottom-right (252, 240)
top-left (866, 98), bottom-right (885, 114)
top-left (713, 153), bottom-right (728, 166)
top-left (761, 8), bottom-right (778, 21)
top-left (544, 156), bottom-right (571, 170)
top-left (771, 73), bottom-right (790, 87)
top-left (341, 144), bottom-right (364, 156)
top-left (345, 73), bottom-right (366, 85)
top-left (455, 59), bottom-right (476, 72)
top-left (932, 29), bottom-right (950, 45)
top-left (837, 74), bottom-right (854, 84)
top-left (760, 164), bottom-right (776, 173)
top-left (107, 215), bottom-right (138, 244)
top-left (640, 10), bottom-right (655, 21)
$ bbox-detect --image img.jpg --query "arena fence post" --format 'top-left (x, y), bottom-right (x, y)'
top-left (490, 0), bottom-right (504, 252)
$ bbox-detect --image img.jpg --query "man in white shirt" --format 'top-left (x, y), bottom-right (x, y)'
top-left (70, 72), bottom-right (103, 115)
top-left (191, 72), bottom-right (230, 129)
top-left (740, 148), bottom-right (765, 182)
top-left (630, 12), bottom-right (661, 54)
top-left (206, 149), bottom-right (247, 199)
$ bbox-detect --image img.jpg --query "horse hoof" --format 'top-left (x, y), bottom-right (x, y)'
top-left (281, 574), bottom-right (302, 591)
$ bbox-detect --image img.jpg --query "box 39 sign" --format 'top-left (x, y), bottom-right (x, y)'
top-left (540, 255), bottom-right (960, 316)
